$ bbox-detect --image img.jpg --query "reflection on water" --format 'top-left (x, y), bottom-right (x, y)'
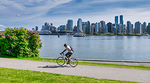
top-left (39, 35), bottom-right (150, 62)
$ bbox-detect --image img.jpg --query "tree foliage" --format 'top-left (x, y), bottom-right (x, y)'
top-left (0, 28), bottom-right (42, 57)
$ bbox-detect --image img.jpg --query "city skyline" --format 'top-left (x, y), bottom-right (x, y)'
top-left (41, 14), bottom-right (150, 34)
top-left (0, 0), bottom-right (150, 31)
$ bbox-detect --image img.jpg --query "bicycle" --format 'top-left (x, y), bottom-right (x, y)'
top-left (56, 53), bottom-right (78, 67)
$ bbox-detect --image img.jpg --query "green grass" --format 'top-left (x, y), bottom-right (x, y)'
top-left (78, 62), bottom-right (150, 70)
top-left (0, 67), bottom-right (136, 83)
top-left (2, 56), bottom-right (150, 71)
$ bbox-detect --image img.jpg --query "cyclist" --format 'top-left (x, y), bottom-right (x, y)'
top-left (60, 44), bottom-right (73, 64)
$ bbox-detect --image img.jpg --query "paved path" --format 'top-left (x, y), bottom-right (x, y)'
top-left (0, 58), bottom-right (150, 83)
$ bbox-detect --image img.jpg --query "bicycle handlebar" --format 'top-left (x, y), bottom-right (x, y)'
top-left (60, 53), bottom-right (64, 55)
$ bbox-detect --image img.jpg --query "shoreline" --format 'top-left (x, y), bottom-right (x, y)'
top-left (39, 33), bottom-right (149, 36)
top-left (78, 59), bottom-right (150, 63)
top-left (40, 57), bottom-right (150, 63)
top-left (39, 57), bottom-right (150, 67)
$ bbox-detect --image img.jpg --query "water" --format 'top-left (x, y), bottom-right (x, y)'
top-left (39, 35), bottom-right (150, 62)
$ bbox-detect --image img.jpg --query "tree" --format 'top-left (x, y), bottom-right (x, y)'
top-left (0, 28), bottom-right (42, 57)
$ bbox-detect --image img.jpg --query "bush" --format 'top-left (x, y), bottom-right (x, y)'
top-left (0, 27), bottom-right (42, 57)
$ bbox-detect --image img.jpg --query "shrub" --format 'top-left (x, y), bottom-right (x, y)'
top-left (0, 27), bottom-right (42, 57)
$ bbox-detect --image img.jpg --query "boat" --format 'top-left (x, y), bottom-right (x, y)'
top-left (142, 34), bottom-right (149, 36)
top-left (73, 33), bottom-right (85, 37)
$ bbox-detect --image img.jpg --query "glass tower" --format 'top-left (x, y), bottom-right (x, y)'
top-left (142, 22), bottom-right (147, 32)
top-left (77, 18), bottom-right (83, 33)
top-left (67, 19), bottom-right (73, 31)
top-left (100, 21), bottom-right (105, 33)
top-left (95, 22), bottom-right (98, 33)
top-left (127, 21), bottom-right (132, 33)
top-left (115, 16), bottom-right (118, 24)
top-left (120, 15), bottom-right (123, 25)
top-left (86, 21), bottom-right (90, 34)
top-left (135, 21), bottom-right (142, 34)
top-left (107, 22), bottom-right (113, 33)
top-left (147, 23), bottom-right (150, 33)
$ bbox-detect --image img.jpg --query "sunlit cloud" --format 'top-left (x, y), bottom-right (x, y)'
top-left (17, 14), bottom-right (20, 17)
top-left (0, 0), bottom-right (72, 20)
top-left (0, 25), bottom-right (6, 31)
top-left (92, 0), bottom-right (145, 3)
top-left (0, 0), bottom-right (150, 30)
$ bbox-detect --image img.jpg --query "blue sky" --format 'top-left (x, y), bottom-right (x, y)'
top-left (0, 0), bottom-right (150, 31)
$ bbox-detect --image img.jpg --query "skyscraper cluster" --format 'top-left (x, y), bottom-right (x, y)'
top-left (39, 15), bottom-right (150, 34)
top-left (41, 22), bottom-right (57, 33)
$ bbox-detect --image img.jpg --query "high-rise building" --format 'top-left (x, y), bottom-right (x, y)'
top-left (73, 25), bottom-right (77, 32)
top-left (104, 25), bottom-right (107, 33)
top-left (120, 24), bottom-right (124, 33)
top-left (127, 21), bottom-right (132, 33)
top-left (35, 26), bottom-right (38, 31)
top-left (100, 20), bottom-right (105, 33)
top-left (45, 22), bottom-right (49, 26)
top-left (67, 19), bottom-right (73, 31)
top-left (135, 21), bottom-right (142, 34)
top-left (107, 22), bottom-right (113, 33)
top-left (91, 23), bottom-right (95, 33)
top-left (95, 22), bottom-right (98, 33)
top-left (116, 24), bottom-right (122, 33)
top-left (42, 22), bottom-right (50, 31)
top-left (112, 24), bottom-right (116, 33)
top-left (77, 18), bottom-right (83, 33)
top-left (131, 24), bottom-right (133, 33)
top-left (123, 24), bottom-right (126, 33)
top-left (120, 15), bottom-right (123, 25)
top-left (100, 20), bottom-right (105, 27)
top-left (115, 16), bottom-right (118, 24)
top-left (59, 25), bottom-right (66, 31)
top-left (142, 22), bottom-right (147, 32)
top-left (82, 22), bottom-right (86, 33)
top-left (47, 23), bottom-right (56, 33)
top-left (98, 22), bottom-right (101, 33)
top-left (32, 28), bottom-right (34, 30)
top-left (86, 21), bottom-right (91, 34)
top-left (147, 23), bottom-right (150, 33)
top-left (51, 26), bottom-right (57, 32)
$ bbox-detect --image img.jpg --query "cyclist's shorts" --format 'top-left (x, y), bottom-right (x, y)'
top-left (65, 52), bottom-right (73, 57)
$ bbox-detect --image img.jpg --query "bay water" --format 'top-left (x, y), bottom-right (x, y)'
top-left (39, 35), bottom-right (150, 62)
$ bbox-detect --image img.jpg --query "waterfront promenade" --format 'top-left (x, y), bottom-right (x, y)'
top-left (0, 58), bottom-right (150, 83)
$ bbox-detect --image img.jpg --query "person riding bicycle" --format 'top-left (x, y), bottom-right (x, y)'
top-left (60, 44), bottom-right (73, 64)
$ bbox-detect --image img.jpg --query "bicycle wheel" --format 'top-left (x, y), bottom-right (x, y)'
top-left (57, 57), bottom-right (65, 66)
top-left (69, 57), bottom-right (78, 67)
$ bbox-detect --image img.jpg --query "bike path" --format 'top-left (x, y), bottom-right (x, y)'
top-left (0, 58), bottom-right (150, 83)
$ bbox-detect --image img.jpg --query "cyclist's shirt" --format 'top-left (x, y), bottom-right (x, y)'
top-left (65, 45), bottom-right (73, 53)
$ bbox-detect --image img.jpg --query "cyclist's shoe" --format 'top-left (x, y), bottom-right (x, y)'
top-left (67, 60), bottom-right (70, 64)
top-left (65, 57), bottom-right (67, 60)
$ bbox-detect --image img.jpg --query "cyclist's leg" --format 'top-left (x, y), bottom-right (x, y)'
top-left (65, 52), bottom-right (72, 62)
top-left (67, 54), bottom-right (72, 61)
top-left (65, 52), bottom-right (72, 60)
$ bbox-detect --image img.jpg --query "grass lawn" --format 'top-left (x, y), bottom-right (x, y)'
top-left (0, 67), bottom-right (136, 83)
top-left (4, 57), bottom-right (150, 71)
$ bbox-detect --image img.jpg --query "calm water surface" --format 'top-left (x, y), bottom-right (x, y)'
top-left (39, 35), bottom-right (150, 62)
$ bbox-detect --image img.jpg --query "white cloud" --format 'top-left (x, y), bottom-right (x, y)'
top-left (42, 6), bottom-right (150, 28)
top-left (92, 0), bottom-right (144, 3)
top-left (0, 25), bottom-right (6, 31)
top-left (78, 7), bottom-right (150, 25)
top-left (1, 0), bottom-right (150, 30)
top-left (17, 14), bottom-right (20, 17)
top-left (0, 0), bottom-right (72, 20)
